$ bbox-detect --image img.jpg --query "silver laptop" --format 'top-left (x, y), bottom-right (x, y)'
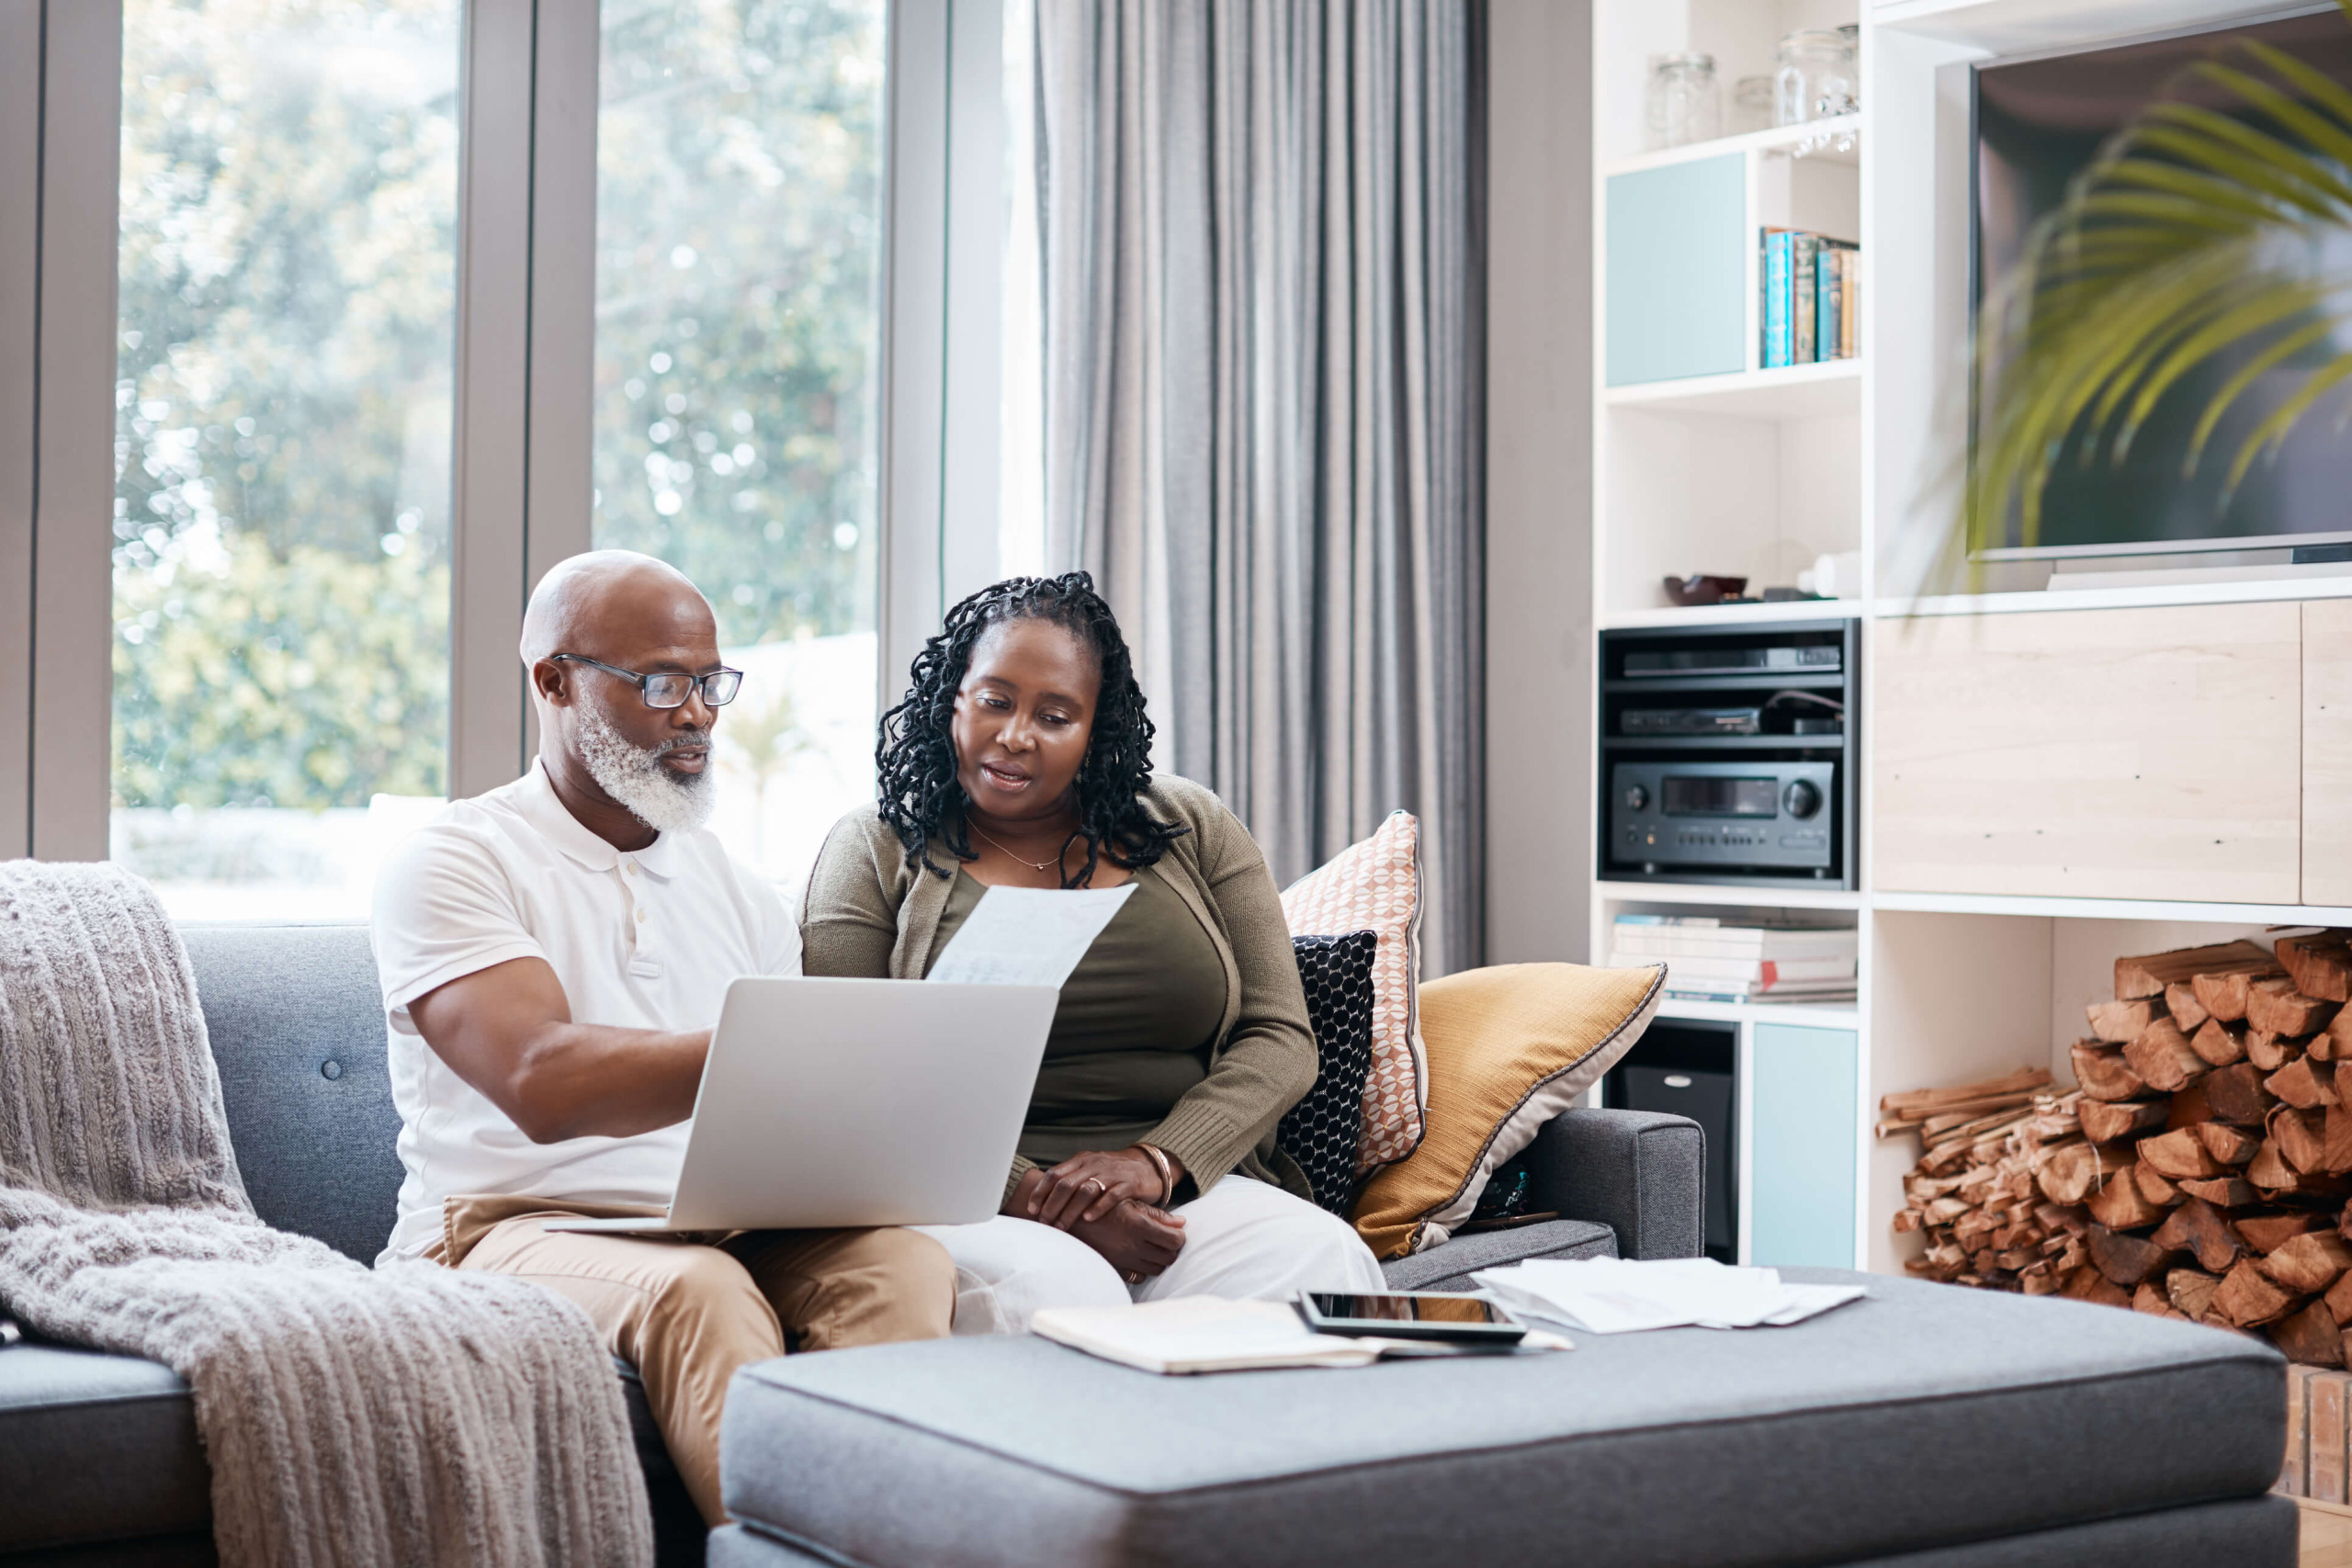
top-left (542, 975), bottom-right (1058, 1235)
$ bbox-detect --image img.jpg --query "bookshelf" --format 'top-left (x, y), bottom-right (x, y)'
top-left (1594, 0), bottom-right (1863, 626)
top-left (1581, 0), bottom-right (2352, 1284)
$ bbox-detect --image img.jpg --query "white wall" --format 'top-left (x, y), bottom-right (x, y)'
top-left (1484, 0), bottom-right (1594, 965)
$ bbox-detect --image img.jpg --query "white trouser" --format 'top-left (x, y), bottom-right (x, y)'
top-left (919, 1174), bottom-right (1388, 1336)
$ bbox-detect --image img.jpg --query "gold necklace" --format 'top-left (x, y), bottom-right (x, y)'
top-left (967, 819), bottom-right (1069, 873)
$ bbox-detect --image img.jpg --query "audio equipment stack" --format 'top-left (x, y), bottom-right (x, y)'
top-left (1599, 619), bottom-right (1858, 888)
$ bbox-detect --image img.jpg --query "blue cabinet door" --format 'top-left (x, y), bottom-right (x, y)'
top-left (1604, 153), bottom-right (1747, 386)
top-left (1748, 1023), bottom-right (1858, 1269)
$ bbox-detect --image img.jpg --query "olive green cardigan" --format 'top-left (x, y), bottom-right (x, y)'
top-left (798, 774), bottom-right (1316, 1205)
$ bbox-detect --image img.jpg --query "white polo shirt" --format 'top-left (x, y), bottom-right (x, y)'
top-left (369, 759), bottom-right (800, 1261)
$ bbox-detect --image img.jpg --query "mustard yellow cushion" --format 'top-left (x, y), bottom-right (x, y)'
top-left (1350, 962), bottom-right (1664, 1259)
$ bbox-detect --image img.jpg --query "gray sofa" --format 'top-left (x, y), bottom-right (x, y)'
top-left (0, 922), bottom-right (1704, 1566)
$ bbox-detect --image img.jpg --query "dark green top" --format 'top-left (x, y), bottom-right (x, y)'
top-left (931, 868), bottom-right (1230, 1168)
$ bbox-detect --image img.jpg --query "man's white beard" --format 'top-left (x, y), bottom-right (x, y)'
top-left (574, 700), bottom-right (717, 836)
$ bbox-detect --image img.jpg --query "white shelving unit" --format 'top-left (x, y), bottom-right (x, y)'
top-left (1587, 0), bottom-right (2352, 1283)
top-left (1589, 0), bottom-right (1873, 1277)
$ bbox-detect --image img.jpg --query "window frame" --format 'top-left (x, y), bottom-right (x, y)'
top-left (0, 0), bottom-right (1011, 865)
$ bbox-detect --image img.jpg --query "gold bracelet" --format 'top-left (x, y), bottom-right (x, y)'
top-left (1136, 1143), bottom-right (1176, 1206)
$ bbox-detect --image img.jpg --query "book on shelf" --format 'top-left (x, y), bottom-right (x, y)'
top-left (1793, 234), bottom-right (1817, 363)
top-left (1759, 228), bottom-right (1858, 369)
top-left (1611, 914), bottom-right (1857, 963)
top-left (1619, 953), bottom-right (1857, 985)
top-left (1663, 979), bottom-right (1858, 1005)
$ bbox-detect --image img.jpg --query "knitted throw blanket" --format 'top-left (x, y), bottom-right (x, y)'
top-left (0, 863), bottom-right (651, 1566)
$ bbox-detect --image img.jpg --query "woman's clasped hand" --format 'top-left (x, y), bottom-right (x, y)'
top-left (1010, 1163), bottom-right (1184, 1281)
top-left (1024, 1145), bottom-right (1174, 1225)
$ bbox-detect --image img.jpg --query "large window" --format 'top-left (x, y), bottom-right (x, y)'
top-left (109, 0), bottom-right (460, 919)
top-left (594, 0), bottom-right (888, 889)
top-left (10, 3), bottom-right (1010, 886)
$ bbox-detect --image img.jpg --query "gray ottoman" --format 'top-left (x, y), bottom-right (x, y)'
top-left (713, 1269), bottom-right (2294, 1567)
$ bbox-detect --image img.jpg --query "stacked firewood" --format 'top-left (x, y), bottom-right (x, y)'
top-left (1889, 933), bottom-right (2352, 1366)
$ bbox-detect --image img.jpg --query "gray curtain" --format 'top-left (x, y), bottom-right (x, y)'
top-left (1035, 0), bottom-right (1486, 975)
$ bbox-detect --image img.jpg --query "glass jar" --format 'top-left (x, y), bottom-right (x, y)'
top-left (1731, 75), bottom-right (1775, 136)
top-left (1646, 53), bottom-right (1721, 149)
top-left (1774, 30), bottom-right (1849, 126)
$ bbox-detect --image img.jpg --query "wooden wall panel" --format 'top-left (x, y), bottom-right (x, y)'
top-left (2304, 600), bottom-right (2352, 906)
top-left (1872, 603), bottom-right (2302, 904)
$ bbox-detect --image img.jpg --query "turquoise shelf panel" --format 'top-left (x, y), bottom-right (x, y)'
top-left (1748, 1022), bottom-right (1858, 1269)
top-left (1604, 153), bottom-right (1747, 387)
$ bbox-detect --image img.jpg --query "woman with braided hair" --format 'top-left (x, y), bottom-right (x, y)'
top-left (801, 572), bottom-right (1383, 1333)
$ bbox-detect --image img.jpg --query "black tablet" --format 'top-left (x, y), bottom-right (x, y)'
top-left (1293, 1291), bottom-right (1527, 1345)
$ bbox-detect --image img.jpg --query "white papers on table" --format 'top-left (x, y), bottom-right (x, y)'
top-left (1472, 1257), bottom-right (1866, 1335)
top-left (1031, 1296), bottom-right (1574, 1374)
top-left (924, 884), bottom-right (1136, 988)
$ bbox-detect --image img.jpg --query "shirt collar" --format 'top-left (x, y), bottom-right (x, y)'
top-left (516, 759), bottom-right (684, 878)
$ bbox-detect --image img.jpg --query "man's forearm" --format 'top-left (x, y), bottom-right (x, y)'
top-left (505, 1023), bottom-right (710, 1143)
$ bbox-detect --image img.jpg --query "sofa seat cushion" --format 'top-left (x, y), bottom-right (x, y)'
top-left (719, 1269), bottom-right (2284, 1568)
top-left (0, 1343), bottom-right (209, 1553)
top-left (1378, 1215), bottom-right (1614, 1290)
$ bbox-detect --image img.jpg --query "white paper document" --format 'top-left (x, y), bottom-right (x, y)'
top-left (924, 883), bottom-right (1136, 988)
top-left (1471, 1257), bottom-right (1866, 1336)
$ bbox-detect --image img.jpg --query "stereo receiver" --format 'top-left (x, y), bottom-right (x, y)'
top-left (1609, 760), bottom-right (1837, 875)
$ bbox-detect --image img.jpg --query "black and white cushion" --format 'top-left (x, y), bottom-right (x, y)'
top-left (1275, 931), bottom-right (1380, 1217)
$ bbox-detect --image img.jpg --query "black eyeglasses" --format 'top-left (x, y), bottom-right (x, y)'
top-left (551, 653), bottom-right (743, 709)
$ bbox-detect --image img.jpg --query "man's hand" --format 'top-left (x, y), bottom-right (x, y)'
top-left (406, 956), bottom-right (709, 1144)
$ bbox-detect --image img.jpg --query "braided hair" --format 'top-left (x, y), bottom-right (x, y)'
top-left (876, 572), bottom-right (1187, 886)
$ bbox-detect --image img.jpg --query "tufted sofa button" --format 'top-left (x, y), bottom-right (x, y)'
top-left (321, 1058), bottom-right (343, 1080)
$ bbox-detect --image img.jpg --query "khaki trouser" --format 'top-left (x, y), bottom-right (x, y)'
top-left (433, 1194), bottom-right (956, 1526)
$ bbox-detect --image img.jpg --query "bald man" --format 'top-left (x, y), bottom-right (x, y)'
top-left (369, 549), bottom-right (953, 1526)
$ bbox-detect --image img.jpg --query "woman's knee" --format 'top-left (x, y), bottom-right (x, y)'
top-left (1155, 1180), bottom-right (1385, 1297)
top-left (930, 1216), bottom-right (1128, 1333)
top-left (1263, 1203), bottom-right (1385, 1285)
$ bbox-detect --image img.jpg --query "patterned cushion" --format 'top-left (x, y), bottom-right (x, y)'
top-left (1280, 812), bottom-right (1426, 1178)
top-left (1274, 932), bottom-right (1380, 1216)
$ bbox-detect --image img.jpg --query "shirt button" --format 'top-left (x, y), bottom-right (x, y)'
top-left (623, 862), bottom-right (637, 876)
top-left (636, 908), bottom-right (648, 923)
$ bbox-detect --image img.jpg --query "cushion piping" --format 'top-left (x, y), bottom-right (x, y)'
top-left (734, 1517), bottom-right (879, 1568)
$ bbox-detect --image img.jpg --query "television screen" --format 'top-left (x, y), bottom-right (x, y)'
top-left (1974, 7), bottom-right (2352, 554)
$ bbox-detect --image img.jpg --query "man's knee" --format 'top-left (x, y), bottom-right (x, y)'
top-left (786, 1226), bottom-right (956, 1345)
top-left (640, 1243), bottom-right (774, 1334)
top-left (852, 1224), bottom-right (958, 1283)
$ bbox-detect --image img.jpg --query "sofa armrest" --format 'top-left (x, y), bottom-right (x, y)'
top-left (1517, 1107), bottom-right (1704, 1260)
